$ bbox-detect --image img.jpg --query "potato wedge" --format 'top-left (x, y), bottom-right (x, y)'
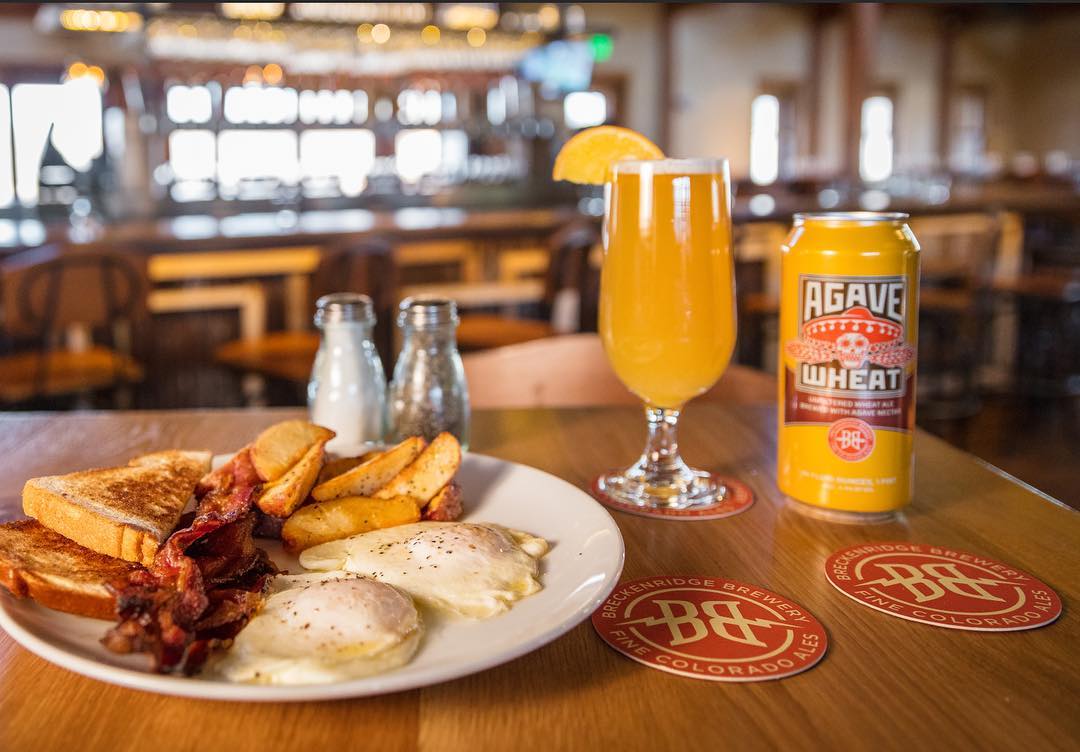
top-left (282, 495), bottom-right (421, 553)
top-left (251, 420), bottom-right (335, 482)
top-left (423, 480), bottom-right (463, 521)
top-left (376, 432), bottom-right (461, 503)
top-left (316, 453), bottom-right (378, 486)
top-left (256, 439), bottom-right (327, 517)
top-left (311, 437), bottom-right (426, 501)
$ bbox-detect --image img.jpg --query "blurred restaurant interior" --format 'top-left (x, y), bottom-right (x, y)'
top-left (0, 1), bottom-right (1076, 505)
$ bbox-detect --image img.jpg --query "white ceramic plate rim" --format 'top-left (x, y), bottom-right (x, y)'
top-left (0, 450), bottom-right (624, 702)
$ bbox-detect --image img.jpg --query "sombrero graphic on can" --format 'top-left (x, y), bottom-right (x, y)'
top-left (785, 306), bottom-right (915, 369)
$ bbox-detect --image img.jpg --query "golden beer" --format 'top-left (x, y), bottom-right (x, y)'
top-left (777, 212), bottom-right (920, 516)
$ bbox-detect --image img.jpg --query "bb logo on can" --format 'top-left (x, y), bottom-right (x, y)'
top-left (591, 576), bottom-right (827, 682)
top-left (828, 418), bottom-right (875, 461)
top-left (825, 543), bottom-right (1062, 631)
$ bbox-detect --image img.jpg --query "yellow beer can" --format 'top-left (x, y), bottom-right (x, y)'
top-left (777, 212), bottom-right (920, 517)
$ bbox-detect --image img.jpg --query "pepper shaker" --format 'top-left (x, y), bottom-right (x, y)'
top-left (307, 293), bottom-right (387, 446)
top-left (387, 296), bottom-right (470, 448)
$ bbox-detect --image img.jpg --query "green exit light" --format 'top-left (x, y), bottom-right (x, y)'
top-left (590, 33), bottom-right (613, 63)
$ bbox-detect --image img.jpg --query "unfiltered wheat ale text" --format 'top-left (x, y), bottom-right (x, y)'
top-left (777, 212), bottom-right (920, 516)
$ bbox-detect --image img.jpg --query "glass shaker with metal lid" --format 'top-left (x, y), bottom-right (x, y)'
top-left (308, 293), bottom-right (387, 446)
top-left (387, 296), bottom-right (470, 448)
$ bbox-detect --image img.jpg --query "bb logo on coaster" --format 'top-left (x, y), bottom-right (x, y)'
top-left (825, 542), bottom-right (1062, 631)
top-left (591, 576), bottom-right (827, 682)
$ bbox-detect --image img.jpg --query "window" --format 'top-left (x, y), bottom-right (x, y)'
top-left (223, 85), bottom-right (298, 125)
top-left (749, 87), bottom-right (798, 185)
top-left (168, 130), bottom-right (216, 181)
top-left (300, 129), bottom-right (375, 197)
top-left (166, 85), bottom-right (212, 124)
top-left (563, 91), bottom-right (607, 130)
top-left (950, 87), bottom-right (986, 174)
top-left (859, 95), bottom-right (894, 183)
top-left (395, 129), bottom-right (441, 183)
top-left (0, 86), bottom-right (13, 207)
top-left (440, 130), bottom-right (469, 180)
top-left (397, 88), bottom-right (443, 126)
top-left (12, 80), bottom-right (103, 205)
top-left (749, 94), bottom-right (780, 185)
top-left (217, 129), bottom-right (299, 187)
top-left (486, 86), bottom-right (506, 126)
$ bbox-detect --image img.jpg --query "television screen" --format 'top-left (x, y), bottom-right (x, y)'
top-left (519, 40), bottom-right (594, 93)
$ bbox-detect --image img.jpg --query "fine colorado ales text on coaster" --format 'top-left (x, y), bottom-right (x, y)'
top-left (591, 576), bottom-right (827, 682)
top-left (825, 542), bottom-right (1062, 631)
top-left (590, 475), bottom-right (754, 521)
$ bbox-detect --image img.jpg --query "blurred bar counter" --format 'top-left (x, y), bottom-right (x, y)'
top-left (0, 182), bottom-right (1077, 254)
top-left (0, 205), bottom-right (579, 254)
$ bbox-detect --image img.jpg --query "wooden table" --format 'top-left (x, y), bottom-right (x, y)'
top-left (0, 402), bottom-right (1077, 751)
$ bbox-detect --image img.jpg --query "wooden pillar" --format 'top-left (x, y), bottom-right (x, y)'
top-left (805, 8), bottom-right (826, 163)
top-left (843, 3), bottom-right (881, 181)
top-left (657, 3), bottom-right (674, 154)
top-left (937, 12), bottom-right (957, 171)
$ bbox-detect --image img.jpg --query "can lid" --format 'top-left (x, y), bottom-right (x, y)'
top-left (794, 211), bottom-right (909, 225)
top-left (314, 293), bottom-right (374, 326)
top-left (398, 296), bottom-right (459, 329)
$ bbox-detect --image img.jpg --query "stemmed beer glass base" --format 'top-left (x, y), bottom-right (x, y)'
top-left (596, 458), bottom-right (727, 511)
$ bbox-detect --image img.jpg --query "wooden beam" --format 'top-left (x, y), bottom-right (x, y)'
top-left (805, 8), bottom-right (826, 161)
top-left (937, 12), bottom-right (957, 170)
top-left (657, 3), bottom-right (674, 154)
top-left (843, 3), bottom-right (881, 181)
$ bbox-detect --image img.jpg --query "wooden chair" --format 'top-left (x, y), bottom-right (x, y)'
top-left (0, 246), bottom-right (145, 406)
top-left (909, 213), bottom-right (1001, 424)
top-left (214, 238), bottom-right (396, 392)
top-left (462, 333), bottom-right (773, 409)
top-left (733, 222), bottom-right (788, 369)
top-left (455, 220), bottom-right (602, 351)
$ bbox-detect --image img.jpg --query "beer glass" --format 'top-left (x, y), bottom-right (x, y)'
top-left (597, 159), bottom-right (736, 509)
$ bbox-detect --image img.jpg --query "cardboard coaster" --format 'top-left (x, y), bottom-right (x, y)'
top-left (590, 474), bottom-right (754, 520)
top-left (592, 575), bottom-right (828, 682)
top-left (825, 542), bottom-right (1062, 632)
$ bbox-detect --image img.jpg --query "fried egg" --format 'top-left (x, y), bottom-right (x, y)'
top-left (210, 571), bottom-right (421, 685)
top-left (299, 522), bottom-right (549, 619)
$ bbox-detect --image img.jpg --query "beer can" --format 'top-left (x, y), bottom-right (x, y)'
top-left (777, 212), bottom-right (920, 518)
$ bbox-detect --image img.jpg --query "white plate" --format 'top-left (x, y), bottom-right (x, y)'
top-left (0, 450), bottom-right (624, 702)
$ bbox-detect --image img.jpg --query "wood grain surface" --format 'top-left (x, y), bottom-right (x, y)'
top-left (0, 400), bottom-right (1077, 752)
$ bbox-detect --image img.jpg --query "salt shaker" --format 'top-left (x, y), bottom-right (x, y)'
top-left (308, 293), bottom-right (387, 446)
top-left (387, 297), bottom-right (470, 448)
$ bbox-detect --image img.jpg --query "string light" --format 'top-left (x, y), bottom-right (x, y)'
top-left (538, 5), bottom-right (560, 31)
top-left (219, 3), bottom-right (285, 21)
top-left (421, 25), bottom-right (441, 45)
top-left (356, 23), bottom-right (373, 43)
top-left (466, 27), bottom-right (486, 48)
top-left (371, 23), bottom-right (391, 44)
top-left (65, 61), bottom-right (106, 88)
top-left (60, 9), bottom-right (142, 33)
top-left (262, 63), bottom-right (283, 85)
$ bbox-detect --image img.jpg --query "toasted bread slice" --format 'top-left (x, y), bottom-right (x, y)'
top-left (0, 519), bottom-right (141, 619)
top-left (22, 450), bottom-right (212, 566)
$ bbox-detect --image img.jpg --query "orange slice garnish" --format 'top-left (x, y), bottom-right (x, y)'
top-left (552, 125), bottom-right (665, 185)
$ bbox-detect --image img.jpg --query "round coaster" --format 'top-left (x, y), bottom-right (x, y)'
top-left (592, 575), bottom-right (828, 682)
top-left (590, 474), bottom-right (754, 520)
top-left (825, 542), bottom-right (1062, 632)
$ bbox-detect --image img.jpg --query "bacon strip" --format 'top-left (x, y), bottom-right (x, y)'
top-left (103, 449), bottom-right (276, 674)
